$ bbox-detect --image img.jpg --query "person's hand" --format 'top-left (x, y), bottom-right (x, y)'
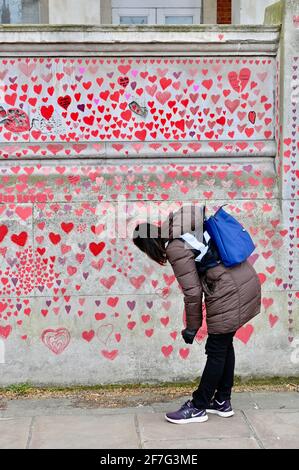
top-left (181, 328), bottom-right (198, 344)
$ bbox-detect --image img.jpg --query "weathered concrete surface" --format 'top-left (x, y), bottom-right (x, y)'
top-left (0, 392), bottom-right (298, 448)
top-left (0, 2), bottom-right (298, 385)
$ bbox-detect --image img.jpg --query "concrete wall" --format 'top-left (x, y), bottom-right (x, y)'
top-left (232, 0), bottom-right (276, 24)
top-left (0, 3), bottom-right (297, 385)
top-left (48, 0), bottom-right (101, 24)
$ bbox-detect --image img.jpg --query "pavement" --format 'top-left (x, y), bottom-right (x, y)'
top-left (0, 392), bottom-right (298, 449)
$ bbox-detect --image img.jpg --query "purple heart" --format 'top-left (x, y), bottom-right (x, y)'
top-left (65, 305), bottom-right (71, 314)
top-left (244, 164), bottom-right (252, 172)
top-left (107, 72), bottom-right (114, 78)
top-left (7, 257), bottom-right (17, 267)
top-left (95, 300), bottom-right (101, 306)
top-left (77, 104), bottom-right (85, 112)
top-left (78, 243), bottom-right (86, 251)
top-left (127, 300), bottom-right (136, 311)
top-left (146, 301), bottom-right (153, 309)
top-left (131, 81), bottom-right (137, 90)
top-left (173, 72), bottom-right (182, 79)
top-left (83, 272), bottom-right (89, 279)
top-left (75, 75), bottom-right (83, 82)
top-left (46, 300), bottom-right (52, 307)
top-left (16, 303), bottom-right (22, 311)
top-left (38, 286), bottom-right (44, 292)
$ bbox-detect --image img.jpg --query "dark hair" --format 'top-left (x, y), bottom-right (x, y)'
top-left (132, 222), bottom-right (167, 265)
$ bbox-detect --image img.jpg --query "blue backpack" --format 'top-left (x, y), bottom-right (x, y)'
top-left (204, 204), bottom-right (256, 267)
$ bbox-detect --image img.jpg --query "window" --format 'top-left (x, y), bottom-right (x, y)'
top-left (112, 8), bottom-right (156, 25)
top-left (158, 8), bottom-right (201, 24)
top-left (0, 0), bottom-right (41, 24)
top-left (165, 15), bottom-right (194, 24)
top-left (112, 2), bottom-right (202, 25)
top-left (120, 16), bottom-right (148, 25)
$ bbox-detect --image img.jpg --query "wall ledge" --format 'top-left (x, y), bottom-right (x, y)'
top-left (0, 25), bottom-right (280, 56)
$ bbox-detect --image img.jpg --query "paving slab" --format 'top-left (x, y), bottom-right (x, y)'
top-left (260, 437), bottom-right (299, 449)
top-left (0, 417), bottom-right (31, 449)
top-left (0, 393), bottom-right (298, 449)
top-left (151, 393), bottom-right (259, 412)
top-left (29, 415), bottom-right (140, 449)
top-left (243, 409), bottom-right (299, 448)
top-left (137, 410), bottom-right (252, 444)
top-left (143, 437), bottom-right (261, 449)
top-left (1, 398), bottom-right (154, 417)
top-left (249, 392), bottom-right (299, 410)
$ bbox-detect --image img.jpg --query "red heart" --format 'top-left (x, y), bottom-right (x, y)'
top-left (0, 225), bottom-right (8, 242)
top-left (235, 324), bottom-right (254, 344)
top-left (61, 222), bottom-right (74, 234)
top-left (101, 349), bottom-right (118, 360)
top-left (0, 324), bottom-right (12, 339)
top-left (41, 105), bottom-right (54, 120)
top-left (11, 231), bottom-right (28, 247)
top-left (57, 95), bottom-right (71, 110)
top-left (49, 232), bottom-right (61, 245)
top-left (41, 327), bottom-right (70, 355)
top-left (82, 330), bottom-right (95, 342)
top-left (161, 345), bottom-right (173, 357)
top-left (89, 241), bottom-right (105, 256)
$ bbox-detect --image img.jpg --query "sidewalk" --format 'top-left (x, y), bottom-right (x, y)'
top-left (0, 392), bottom-right (298, 449)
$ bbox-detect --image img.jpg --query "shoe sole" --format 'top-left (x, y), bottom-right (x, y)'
top-left (165, 415), bottom-right (209, 424)
top-left (206, 409), bottom-right (235, 418)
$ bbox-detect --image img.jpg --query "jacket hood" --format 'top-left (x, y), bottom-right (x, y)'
top-left (161, 204), bottom-right (204, 242)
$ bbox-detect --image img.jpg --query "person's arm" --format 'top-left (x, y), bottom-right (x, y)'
top-left (166, 239), bottom-right (203, 331)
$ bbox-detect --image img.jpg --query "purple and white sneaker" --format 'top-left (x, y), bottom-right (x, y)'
top-left (165, 400), bottom-right (208, 424)
top-left (206, 399), bottom-right (234, 418)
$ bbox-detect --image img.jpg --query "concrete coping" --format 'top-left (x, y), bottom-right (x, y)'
top-left (0, 24), bottom-right (281, 55)
top-left (0, 24), bottom-right (281, 33)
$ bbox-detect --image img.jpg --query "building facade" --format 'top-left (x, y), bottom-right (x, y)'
top-left (0, 0), bottom-right (280, 25)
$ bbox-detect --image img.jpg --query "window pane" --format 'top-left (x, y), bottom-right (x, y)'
top-left (0, 0), bottom-right (40, 24)
top-left (120, 16), bottom-right (148, 25)
top-left (165, 15), bottom-right (193, 24)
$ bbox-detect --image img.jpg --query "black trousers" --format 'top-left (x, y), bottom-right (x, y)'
top-left (192, 331), bottom-right (236, 409)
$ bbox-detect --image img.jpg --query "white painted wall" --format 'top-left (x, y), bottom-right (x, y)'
top-left (48, 0), bottom-right (101, 24)
top-left (232, 0), bottom-right (276, 24)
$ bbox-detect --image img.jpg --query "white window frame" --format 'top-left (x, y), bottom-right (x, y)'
top-left (157, 8), bottom-right (201, 24)
top-left (112, 8), bottom-right (156, 25)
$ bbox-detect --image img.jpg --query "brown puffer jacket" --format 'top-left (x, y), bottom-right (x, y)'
top-left (162, 205), bottom-right (261, 334)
